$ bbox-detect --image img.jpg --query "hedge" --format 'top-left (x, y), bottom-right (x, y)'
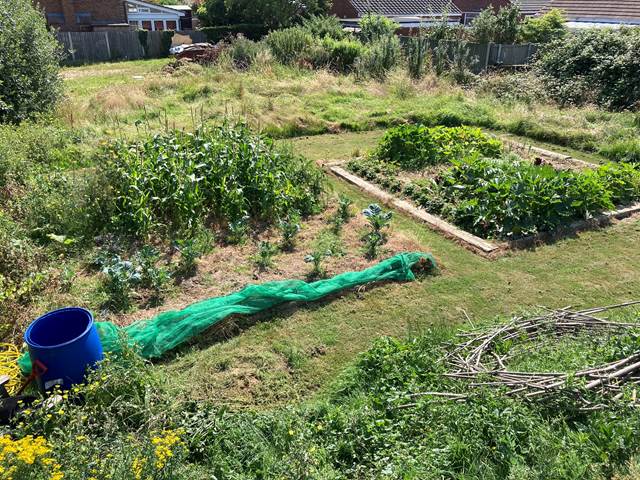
top-left (200, 24), bottom-right (269, 43)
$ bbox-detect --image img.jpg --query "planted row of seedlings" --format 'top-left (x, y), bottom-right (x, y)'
top-left (346, 124), bottom-right (640, 242)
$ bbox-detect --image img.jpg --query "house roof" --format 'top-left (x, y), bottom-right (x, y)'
top-left (126, 0), bottom-right (185, 15)
top-left (517, 0), bottom-right (553, 16)
top-left (346, 0), bottom-right (462, 17)
top-left (541, 0), bottom-right (640, 24)
top-left (451, 0), bottom-right (510, 13)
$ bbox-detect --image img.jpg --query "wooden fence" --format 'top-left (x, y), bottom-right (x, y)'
top-left (56, 30), bottom-right (199, 65)
top-left (400, 38), bottom-right (538, 73)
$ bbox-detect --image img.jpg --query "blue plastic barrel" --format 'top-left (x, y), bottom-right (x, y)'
top-left (24, 307), bottom-right (104, 392)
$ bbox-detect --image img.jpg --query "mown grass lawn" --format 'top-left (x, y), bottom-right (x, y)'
top-left (159, 130), bottom-right (640, 407)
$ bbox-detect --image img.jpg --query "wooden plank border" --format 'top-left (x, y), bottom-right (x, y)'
top-left (329, 166), bottom-right (501, 255)
top-left (329, 165), bottom-right (640, 258)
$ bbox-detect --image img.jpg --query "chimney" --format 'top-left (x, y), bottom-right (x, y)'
top-left (60, 0), bottom-right (77, 29)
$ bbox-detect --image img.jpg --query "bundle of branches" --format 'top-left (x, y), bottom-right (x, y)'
top-left (439, 301), bottom-right (640, 410)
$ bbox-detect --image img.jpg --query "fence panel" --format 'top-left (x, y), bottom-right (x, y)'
top-left (57, 30), bottom-right (183, 65)
top-left (399, 37), bottom-right (537, 72)
top-left (104, 30), bottom-right (145, 61)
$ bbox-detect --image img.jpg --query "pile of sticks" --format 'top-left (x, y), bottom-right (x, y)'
top-left (439, 301), bottom-right (640, 409)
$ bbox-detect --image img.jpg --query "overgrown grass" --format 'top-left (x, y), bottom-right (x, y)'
top-left (57, 59), bottom-right (639, 157)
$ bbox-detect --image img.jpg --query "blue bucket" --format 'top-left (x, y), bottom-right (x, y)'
top-left (24, 307), bottom-right (104, 392)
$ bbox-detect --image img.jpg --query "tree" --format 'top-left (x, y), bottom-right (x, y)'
top-left (0, 0), bottom-right (62, 123)
top-left (469, 4), bottom-right (521, 44)
top-left (198, 0), bottom-right (331, 29)
top-left (359, 13), bottom-right (399, 43)
top-left (519, 9), bottom-right (568, 44)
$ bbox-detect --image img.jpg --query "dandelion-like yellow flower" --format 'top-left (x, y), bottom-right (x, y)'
top-left (131, 456), bottom-right (146, 480)
top-left (151, 429), bottom-right (183, 470)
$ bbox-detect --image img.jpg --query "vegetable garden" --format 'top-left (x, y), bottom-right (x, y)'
top-left (3, 3), bottom-right (640, 477)
top-left (346, 125), bottom-right (640, 242)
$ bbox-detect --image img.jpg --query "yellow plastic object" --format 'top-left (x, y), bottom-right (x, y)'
top-left (0, 343), bottom-right (20, 395)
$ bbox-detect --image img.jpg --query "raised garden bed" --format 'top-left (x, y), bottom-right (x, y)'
top-left (333, 125), bottom-right (640, 256)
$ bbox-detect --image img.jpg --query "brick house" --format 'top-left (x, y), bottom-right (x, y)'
top-left (36, 0), bottom-right (185, 32)
top-left (37, 0), bottom-right (128, 31)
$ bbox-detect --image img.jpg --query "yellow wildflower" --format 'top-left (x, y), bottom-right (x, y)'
top-left (151, 429), bottom-right (183, 470)
top-left (132, 456), bottom-right (146, 480)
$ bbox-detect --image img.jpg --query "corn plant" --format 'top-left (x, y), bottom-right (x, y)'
top-left (253, 241), bottom-right (278, 271)
top-left (304, 250), bottom-right (330, 279)
top-left (227, 215), bottom-right (250, 245)
top-left (361, 204), bottom-right (392, 259)
top-left (135, 245), bottom-right (171, 304)
top-left (174, 233), bottom-right (213, 279)
top-left (278, 213), bottom-right (301, 252)
top-left (103, 124), bottom-right (324, 239)
top-left (331, 194), bottom-right (354, 232)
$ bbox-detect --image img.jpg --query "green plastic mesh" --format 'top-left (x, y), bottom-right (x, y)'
top-left (19, 252), bottom-right (435, 375)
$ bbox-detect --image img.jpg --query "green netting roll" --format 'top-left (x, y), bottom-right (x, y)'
top-left (19, 252), bottom-right (435, 375)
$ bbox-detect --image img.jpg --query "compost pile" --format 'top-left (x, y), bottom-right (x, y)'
top-left (442, 301), bottom-right (640, 411)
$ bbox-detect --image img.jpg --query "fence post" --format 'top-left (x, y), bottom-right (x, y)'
top-left (526, 43), bottom-right (532, 62)
top-left (67, 32), bottom-right (76, 62)
top-left (484, 42), bottom-right (491, 71)
top-left (497, 43), bottom-right (503, 64)
top-left (104, 31), bottom-right (111, 60)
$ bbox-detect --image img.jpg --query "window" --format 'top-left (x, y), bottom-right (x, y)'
top-left (154, 20), bottom-right (164, 31)
top-left (141, 20), bottom-right (152, 30)
top-left (166, 20), bottom-right (177, 30)
top-left (76, 12), bottom-right (92, 24)
top-left (128, 5), bottom-right (150, 13)
top-left (46, 13), bottom-right (65, 25)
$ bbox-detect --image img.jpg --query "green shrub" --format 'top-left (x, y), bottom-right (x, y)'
top-left (535, 28), bottom-right (640, 110)
top-left (376, 125), bottom-right (502, 171)
top-left (228, 37), bottom-right (263, 68)
top-left (0, 0), bottom-right (63, 123)
top-left (355, 35), bottom-right (401, 80)
top-left (302, 14), bottom-right (345, 40)
top-left (0, 122), bottom-right (84, 192)
top-left (103, 123), bottom-right (324, 238)
top-left (266, 27), bottom-right (312, 65)
top-left (15, 169), bottom-right (109, 245)
top-left (359, 13), bottom-right (398, 43)
top-left (411, 156), bottom-right (640, 239)
top-left (323, 37), bottom-right (365, 72)
top-left (200, 24), bottom-right (269, 43)
top-left (519, 8), bottom-right (568, 44)
top-left (476, 72), bottom-right (547, 105)
top-left (469, 4), bottom-right (520, 44)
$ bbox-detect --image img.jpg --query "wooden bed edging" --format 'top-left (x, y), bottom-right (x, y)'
top-left (330, 165), bottom-right (640, 258)
top-left (329, 166), bottom-right (501, 255)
